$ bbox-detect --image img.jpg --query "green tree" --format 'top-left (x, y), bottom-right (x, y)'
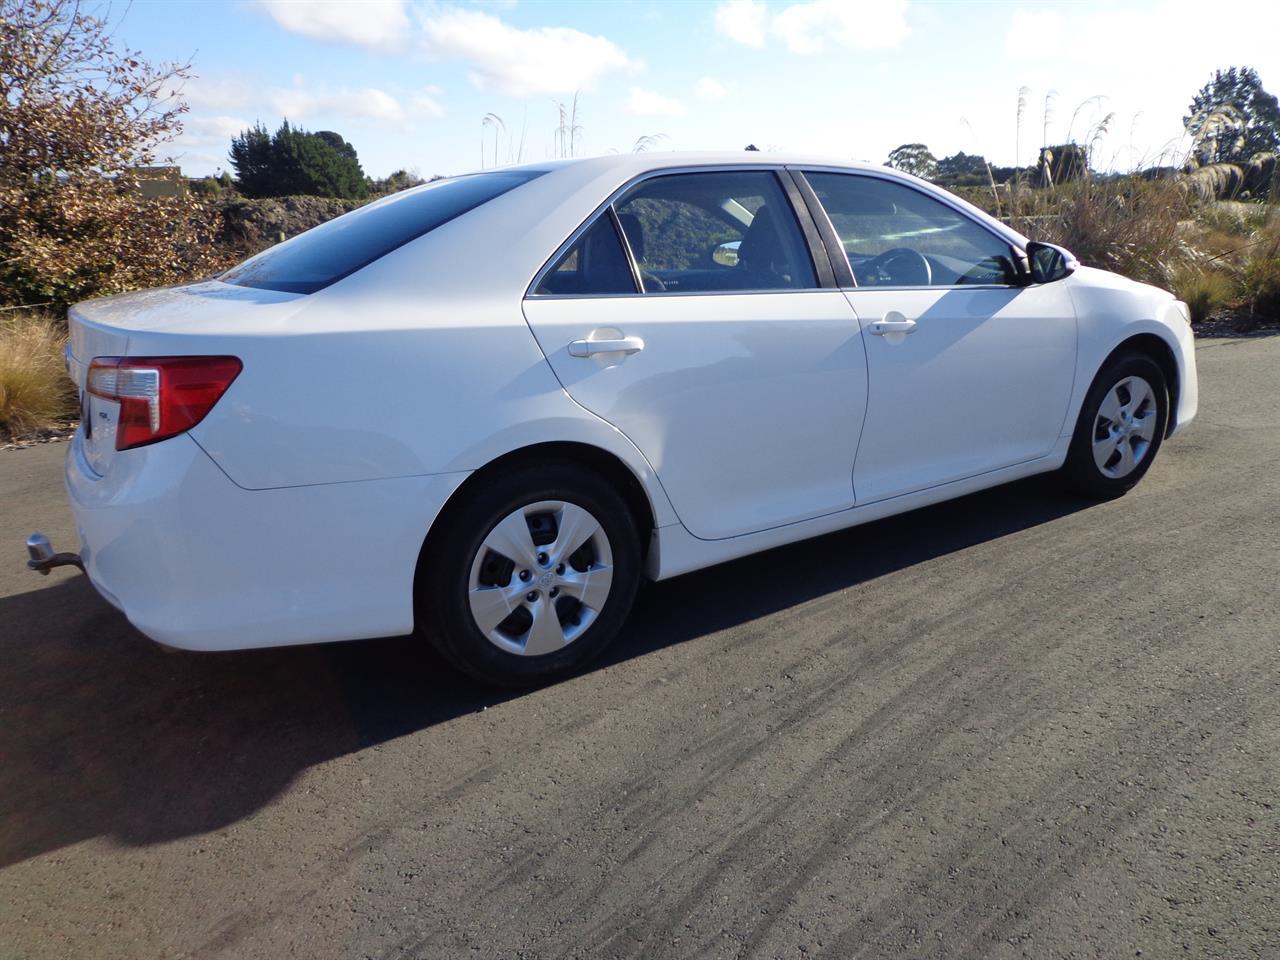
top-left (885, 143), bottom-right (938, 180)
top-left (1037, 143), bottom-right (1089, 186)
top-left (934, 152), bottom-right (990, 187)
top-left (369, 169), bottom-right (425, 196)
top-left (228, 121), bottom-right (367, 199)
top-left (228, 122), bottom-right (273, 197)
top-left (1184, 67), bottom-right (1280, 164)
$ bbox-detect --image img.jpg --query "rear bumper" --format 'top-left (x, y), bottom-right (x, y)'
top-left (65, 431), bottom-right (469, 651)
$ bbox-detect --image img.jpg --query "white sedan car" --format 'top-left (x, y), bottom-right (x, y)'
top-left (39, 153), bottom-right (1198, 685)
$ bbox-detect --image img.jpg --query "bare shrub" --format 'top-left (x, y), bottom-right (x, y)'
top-left (0, 0), bottom-right (232, 311)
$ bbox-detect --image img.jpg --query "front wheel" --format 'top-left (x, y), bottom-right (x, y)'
top-left (1063, 353), bottom-right (1168, 499)
top-left (416, 464), bottom-right (641, 686)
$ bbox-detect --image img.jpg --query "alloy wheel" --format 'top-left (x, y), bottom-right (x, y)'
top-left (1092, 375), bottom-right (1158, 479)
top-left (467, 500), bottom-right (614, 656)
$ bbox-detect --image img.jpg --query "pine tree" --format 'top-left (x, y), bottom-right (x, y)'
top-left (228, 122), bottom-right (368, 199)
top-left (1184, 67), bottom-right (1280, 164)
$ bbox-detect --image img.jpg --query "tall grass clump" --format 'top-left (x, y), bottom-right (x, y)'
top-left (1003, 176), bottom-right (1193, 287)
top-left (1243, 248), bottom-right (1280, 321)
top-left (0, 311), bottom-right (77, 438)
top-left (1172, 266), bottom-right (1237, 323)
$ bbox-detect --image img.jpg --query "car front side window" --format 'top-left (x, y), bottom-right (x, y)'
top-left (804, 172), bottom-right (1018, 288)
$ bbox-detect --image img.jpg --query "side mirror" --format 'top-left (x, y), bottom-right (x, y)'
top-left (1023, 241), bottom-right (1078, 284)
top-left (712, 240), bottom-right (741, 267)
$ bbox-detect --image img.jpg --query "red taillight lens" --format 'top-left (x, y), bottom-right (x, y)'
top-left (87, 356), bottom-right (242, 450)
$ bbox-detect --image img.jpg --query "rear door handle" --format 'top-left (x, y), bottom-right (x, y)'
top-left (869, 318), bottom-right (917, 336)
top-left (568, 335), bottom-right (645, 357)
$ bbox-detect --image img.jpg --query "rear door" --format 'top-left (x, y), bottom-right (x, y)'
top-left (797, 170), bottom-right (1078, 504)
top-left (522, 168), bottom-right (868, 541)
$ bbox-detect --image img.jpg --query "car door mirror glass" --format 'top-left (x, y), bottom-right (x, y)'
top-left (712, 240), bottom-right (740, 267)
top-left (1026, 241), bottom-right (1078, 284)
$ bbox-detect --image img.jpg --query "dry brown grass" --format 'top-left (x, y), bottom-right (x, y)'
top-left (1243, 247), bottom-right (1280, 321)
top-left (962, 175), bottom-right (1280, 324)
top-left (1183, 205), bottom-right (1280, 324)
top-left (1000, 176), bottom-right (1194, 287)
top-left (0, 310), bottom-right (77, 438)
top-left (1172, 267), bottom-right (1237, 323)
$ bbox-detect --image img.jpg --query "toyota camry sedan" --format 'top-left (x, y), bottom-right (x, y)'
top-left (36, 152), bottom-right (1198, 685)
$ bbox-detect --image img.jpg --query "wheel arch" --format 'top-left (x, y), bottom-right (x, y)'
top-left (414, 441), bottom-right (661, 620)
top-left (1101, 332), bottom-right (1181, 437)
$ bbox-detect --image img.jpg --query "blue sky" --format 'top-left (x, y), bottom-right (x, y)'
top-left (118, 0), bottom-right (1280, 179)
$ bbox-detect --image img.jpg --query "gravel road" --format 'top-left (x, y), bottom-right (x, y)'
top-left (1, 334), bottom-right (1277, 960)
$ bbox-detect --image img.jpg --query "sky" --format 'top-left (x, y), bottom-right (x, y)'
top-left (115, 0), bottom-right (1280, 180)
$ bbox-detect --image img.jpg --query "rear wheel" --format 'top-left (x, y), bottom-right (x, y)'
top-left (1063, 353), bottom-right (1168, 499)
top-left (417, 464), bottom-right (641, 686)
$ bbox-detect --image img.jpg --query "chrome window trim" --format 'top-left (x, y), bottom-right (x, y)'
top-left (525, 164), bottom-right (824, 300)
top-left (530, 288), bottom-right (853, 301)
top-left (842, 284), bottom-right (1024, 294)
top-left (791, 166), bottom-right (1027, 290)
top-left (607, 205), bottom-right (645, 294)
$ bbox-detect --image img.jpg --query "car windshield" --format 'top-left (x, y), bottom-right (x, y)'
top-left (221, 170), bottom-right (544, 294)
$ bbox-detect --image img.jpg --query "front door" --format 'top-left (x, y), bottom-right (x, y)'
top-left (799, 170), bottom-right (1078, 504)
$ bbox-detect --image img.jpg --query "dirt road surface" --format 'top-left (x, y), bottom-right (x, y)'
top-left (2, 335), bottom-right (1277, 959)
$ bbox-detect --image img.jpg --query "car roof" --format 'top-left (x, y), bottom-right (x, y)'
top-left (323, 149), bottom-right (1029, 307)
top-left (493, 151), bottom-right (1027, 249)
top-left (474, 151), bottom-right (891, 179)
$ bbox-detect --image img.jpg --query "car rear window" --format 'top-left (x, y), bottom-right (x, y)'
top-left (221, 170), bottom-right (544, 294)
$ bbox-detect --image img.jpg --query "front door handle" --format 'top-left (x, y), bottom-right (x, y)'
top-left (568, 335), bottom-right (645, 357)
top-left (869, 318), bottom-right (917, 336)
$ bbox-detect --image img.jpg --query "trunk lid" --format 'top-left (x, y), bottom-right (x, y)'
top-left (68, 281), bottom-right (306, 475)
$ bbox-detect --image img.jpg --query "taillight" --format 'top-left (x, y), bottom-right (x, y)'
top-left (87, 356), bottom-right (242, 450)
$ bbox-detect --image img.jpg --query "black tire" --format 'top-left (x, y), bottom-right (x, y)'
top-left (415, 462), bottom-right (641, 687)
top-left (1063, 352), bottom-right (1169, 499)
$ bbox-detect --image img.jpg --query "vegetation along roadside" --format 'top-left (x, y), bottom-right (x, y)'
top-left (1, 0), bottom-right (1278, 442)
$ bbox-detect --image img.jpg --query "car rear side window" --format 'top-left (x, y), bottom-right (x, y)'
top-left (221, 170), bottom-right (544, 294)
top-left (614, 171), bottom-right (817, 293)
top-left (535, 213), bottom-right (638, 296)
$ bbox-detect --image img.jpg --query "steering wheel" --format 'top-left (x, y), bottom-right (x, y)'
top-left (862, 247), bottom-right (932, 287)
top-left (640, 271), bottom-right (667, 292)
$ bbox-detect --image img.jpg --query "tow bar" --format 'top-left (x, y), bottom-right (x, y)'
top-left (26, 532), bottom-right (84, 575)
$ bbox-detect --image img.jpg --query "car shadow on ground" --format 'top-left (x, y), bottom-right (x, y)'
top-left (0, 474), bottom-right (1088, 868)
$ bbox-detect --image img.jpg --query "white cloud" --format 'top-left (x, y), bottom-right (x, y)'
top-left (420, 8), bottom-right (638, 96)
top-left (257, 3), bottom-right (639, 100)
top-left (270, 85), bottom-right (405, 122)
top-left (627, 87), bottom-right (686, 117)
top-left (409, 85), bottom-right (447, 120)
top-left (183, 115), bottom-right (254, 143)
top-left (259, 0), bottom-right (411, 52)
top-left (773, 0), bottom-right (909, 53)
top-left (696, 77), bottom-right (729, 100)
top-left (715, 0), bottom-right (910, 53)
top-left (181, 76), bottom-right (256, 112)
top-left (1004, 9), bottom-right (1067, 61)
top-left (714, 0), bottom-right (768, 47)
top-left (261, 84), bottom-right (445, 124)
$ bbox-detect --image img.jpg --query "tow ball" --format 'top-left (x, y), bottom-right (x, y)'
top-left (25, 532), bottom-right (84, 575)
